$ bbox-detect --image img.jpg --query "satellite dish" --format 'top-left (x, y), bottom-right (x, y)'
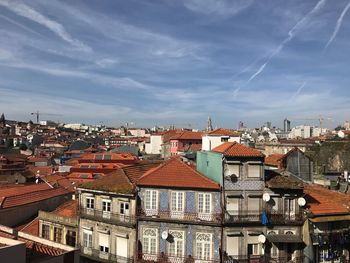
top-left (298, 197), bottom-right (306, 206)
top-left (262, 193), bottom-right (270, 202)
top-left (258, 234), bottom-right (266, 243)
top-left (161, 231), bottom-right (168, 240)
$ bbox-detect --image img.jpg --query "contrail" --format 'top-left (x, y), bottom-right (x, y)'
top-left (244, 0), bottom-right (327, 85)
top-left (325, 0), bottom-right (350, 50)
top-left (0, 0), bottom-right (91, 52)
top-left (293, 81), bottom-right (307, 98)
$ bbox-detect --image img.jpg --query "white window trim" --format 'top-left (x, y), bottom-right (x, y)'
top-left (86, 197), bottom-right (95, 209)
top-left (170, 191), bottom-right (185, 218)
top-left (145, 189), bottom-right (159, 216)
top-left (196, 232), bottom-right (213, 260)
top-left (197, 193), bottom-right (212, 221)
top-left (168, 230), bottom-right (185, 259)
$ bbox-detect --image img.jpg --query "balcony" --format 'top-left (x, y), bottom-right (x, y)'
top-left (223, 255), bottom-right (304, 263)
top-left (225, 210), bottom-right (262, 224)
top-left (224, 210), bottom-right (305, 225)
top-left (80, 246), bottom-right (133, 263)
top-left (80, 208), bottom-right (135, 226)
top-left (266, 210), bottom-right (304, 225)
top-left (137, 253), bottom-right (219, 263)
top-left (137, 209), bottom-right (222, 225)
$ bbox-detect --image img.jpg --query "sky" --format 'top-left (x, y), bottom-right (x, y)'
top-left (0, 0), bottom-right (350, 129)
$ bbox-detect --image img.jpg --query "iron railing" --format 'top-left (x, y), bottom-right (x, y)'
top-left (137, 253), bottom-right (219, 263)
top-left (80, 246), bottom-right (134, 263)
top-left (80, 208), bottom-right (136, 225)
top-left (224, 210), bottom-right (262, 224)
top-left (223, 255), bottom-right (304, 263)
top-left (267, 210), bottom-right (304, 225)
top-left (137, 209), bottom-right (222, 224)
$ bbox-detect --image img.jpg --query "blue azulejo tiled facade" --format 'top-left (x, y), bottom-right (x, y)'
top-left (137, 187), bottom-right (222, 262)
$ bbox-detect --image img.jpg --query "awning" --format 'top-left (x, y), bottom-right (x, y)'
top-left (309, 215), bottom-right (350, 223)
top-left (267, 234), bottom-right (303, 243)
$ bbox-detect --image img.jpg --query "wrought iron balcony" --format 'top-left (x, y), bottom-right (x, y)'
top-left (137, 208), bottom-right (222, 224)
top-left (80, 208), bottom-right (135, 225)
top-left (223, 255), bottom-right (304, 263)
top-left (80, 246), bottom-right (134, 263)
top-left (137, 252), bottom-right (219, 263)
top-left (224, 210), bottom-right (262, 224)
top-left (266, 210), bottom-right (304, 225)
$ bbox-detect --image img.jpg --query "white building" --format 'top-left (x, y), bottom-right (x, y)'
top-left (144, 133), bottom-right (162, 154)
top-left (202, 128), bottom-right (240, 151)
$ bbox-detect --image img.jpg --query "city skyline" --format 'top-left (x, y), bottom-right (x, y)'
top-left (0, 0), bottom-right (350, 127)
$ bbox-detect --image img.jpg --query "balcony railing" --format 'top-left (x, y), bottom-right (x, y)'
top-left (80, 208), bottom-right (135, 225)
top-left (137, 253), bottom-right (219, 263)
top-left (80, 246), bottom-right (133, 263)
top-left (224, 210), bottom-right (305, 225)
top-left (225, 210), bottom-right (262, 224)
top-left (267, 210), bottom-right (304, 225)
top-left (137, 208), bottom-right (222, 224)
top-left (223, 255), bottom-right (304, 263)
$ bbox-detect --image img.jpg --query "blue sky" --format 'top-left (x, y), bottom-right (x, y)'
top-left (0, 0), bottom-right (349, 129)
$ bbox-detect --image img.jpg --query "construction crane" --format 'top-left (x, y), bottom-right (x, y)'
top-left (30, 111), bottom-right (62, 123)
top-left (290, 115), bottom-right (333, 135)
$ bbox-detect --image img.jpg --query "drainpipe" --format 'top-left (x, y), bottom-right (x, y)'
top-left (220, 155), bottom-right (225, 261)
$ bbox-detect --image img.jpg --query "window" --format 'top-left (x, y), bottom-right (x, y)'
top-left (171, 192), bottom-right (184, 217)
top-left (284, 199), bottom-right (296, 219)
top-left (66, 230), bottom-right (76, 246)
top-left (42, 224), bottom-right (50, 240)
top-left (196, 233), bottom-right (212, 260)
top-left (83, 230), bottom-right (92, 248)
top-left (248, 164), bottom-right (261, 178)
top-left (99, 233), bottom-right (110, 253)
top-left (86, 197), bottom-right (95, 209)
top-left (145, 190), bottom-right (158, 215)
top-left (54, 227), bottom-right (62, 243)
top-left (248, 197), bottom-right (260, 215)
top-left (168, 231), bottom-right (184, 258)
top-left (143, 228), bottom-right (158, 255)
top-left (102, 199), bottom-right (111, 218)
top-left (120, 202), bottom-right (130, 215)
top-left (198, 193), bottom-right (211, 214)
top-left (221, 137), bottom-right (229, 142)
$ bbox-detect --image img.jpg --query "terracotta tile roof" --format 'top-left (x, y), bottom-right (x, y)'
top-left (79, 170), bottom-right (134, 194)
top-left (207, 128), bottom-right (240, 136)
top-left (304, 184), bottom-right (350, 216)
top-left (78, 152), bottom-right (137, 161)
top-left (18, 218), bottom-right (39, 236)
top-left (179, 143), bottom-right (202, 153)
top-left (169, 130), bottom-right (203, 140)
top-left (27, 165), bottom-right (54, 176)
top-left (212, 142), bottom-right (264, 157)
top-left (162, 130), bottom-right (183, 143)
top-left (0, 184), bottom-right (71, 209)
top-left (265, 154), bottom-right (284, 167)
top-left (137, 157), bottom-right (220, 190)
top-left (265, 174), bottom-right (304, 189)
top-left (0, 227), bottom-right (69, 259)
top-left (122, 161), bottom-right (163, 184)
top-left (53, 199), bottom-right (77, 217)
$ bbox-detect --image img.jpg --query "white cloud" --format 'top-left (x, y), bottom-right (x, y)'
top-left (0, 0), bottom-right (91, 52)
top-left (183, 0), bottom-right (253, 16)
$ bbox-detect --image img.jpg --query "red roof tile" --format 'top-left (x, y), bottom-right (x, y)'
top-left (0, 184), bottom-right (71, 209)
top-left (207, 128), bottom-right (240, 136)
top-left (212, 142), bottom-right (264, 157)
top-left (53, 199), bottom-right (77, 217)
top-left (18, 218), bottom-right (39, 236)
top-left (304, 184), bottom-right (350, 216)
top-left (265, 154), bottom-right (284, 167)
top-left (137, 157), bottom-right (220, 190)
top-left (169, 130), bottom-right (203, 140)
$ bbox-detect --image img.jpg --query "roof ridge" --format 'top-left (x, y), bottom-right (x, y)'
top-left (176, 158), bottom-right (220, 187)
top-left (137, 159), bottom-right (169, 181)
